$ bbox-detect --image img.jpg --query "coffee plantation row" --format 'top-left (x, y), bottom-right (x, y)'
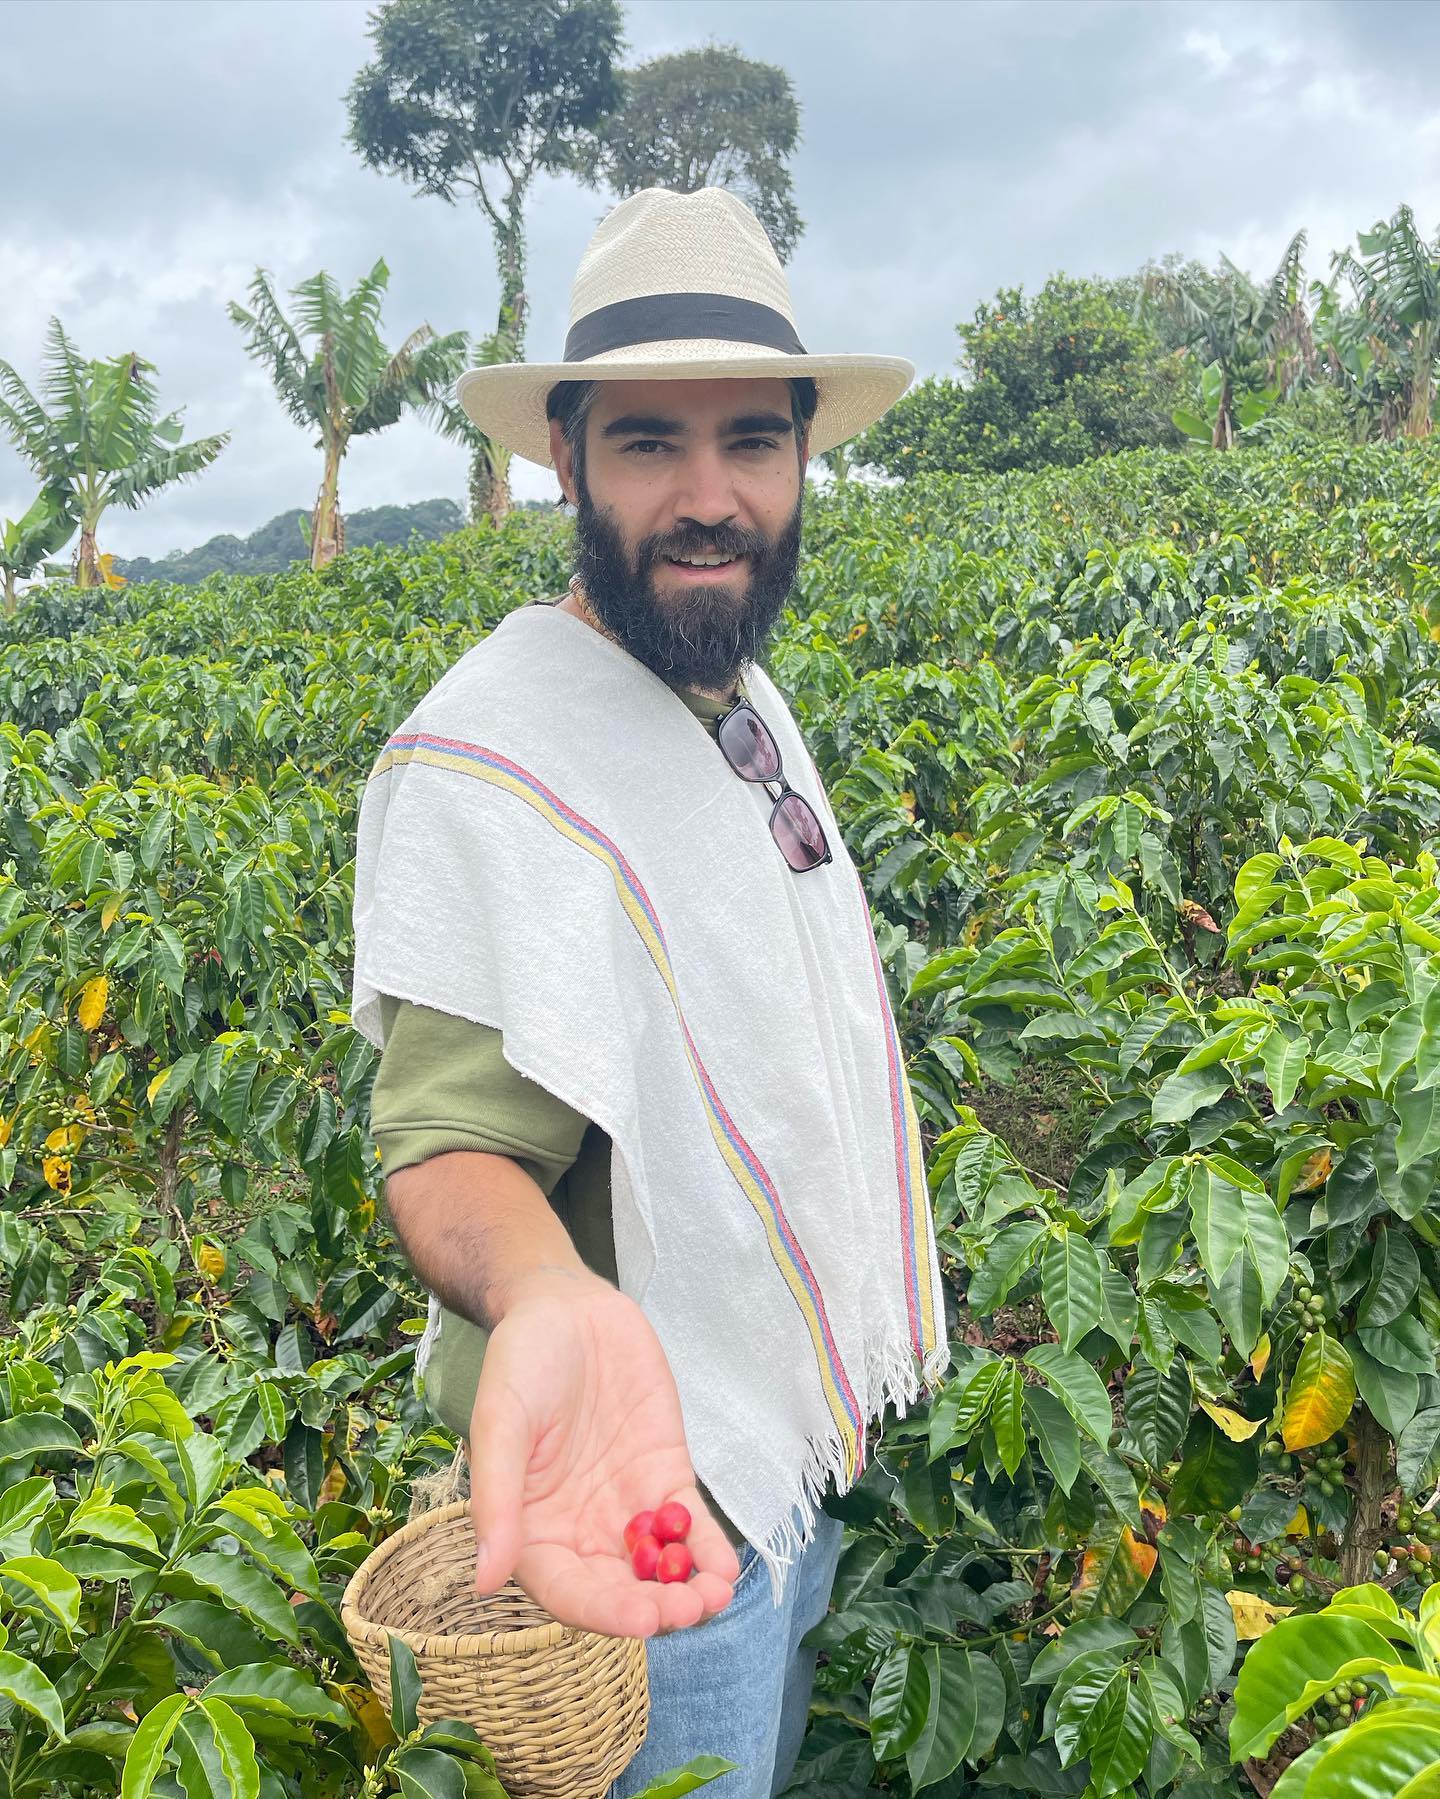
top-left (4, 434), bottom-right (1440, 1798)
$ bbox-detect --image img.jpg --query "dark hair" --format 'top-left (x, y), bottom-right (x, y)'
top-left (546, 375), bottom-right (819, 495)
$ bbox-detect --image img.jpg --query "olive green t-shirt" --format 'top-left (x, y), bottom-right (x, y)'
top-left (370, 653), bottom-right (752, 1547)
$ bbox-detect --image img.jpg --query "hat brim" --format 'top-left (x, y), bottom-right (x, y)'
top-left (453, 343), bottom-right (915, 469)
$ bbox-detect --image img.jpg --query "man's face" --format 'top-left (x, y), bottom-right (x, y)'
top-left (549, 376), bottom-right (809, 693)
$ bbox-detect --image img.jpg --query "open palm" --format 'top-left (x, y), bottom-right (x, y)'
top-left (468, 1274), bottom-right (743, 1638)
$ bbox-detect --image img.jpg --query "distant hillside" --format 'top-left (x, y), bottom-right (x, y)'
top-left (115, 497), bottom-right (557, 585)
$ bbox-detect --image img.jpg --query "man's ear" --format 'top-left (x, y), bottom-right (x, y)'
top-left (549, 417), bottom-right (579, 506)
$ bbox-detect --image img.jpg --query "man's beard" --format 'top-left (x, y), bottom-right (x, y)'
top-left (570, 474), bottom-right (804, 691)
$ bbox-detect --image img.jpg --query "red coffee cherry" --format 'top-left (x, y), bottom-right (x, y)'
top-left (623, 1511), bottom-right (656, 1555)
top-left (630, 1535), bottom-right (663, 1581)
top-left (656, 1542), bottom-right (694, 1583)
top-left (652, 1501), bottom-right (692, 1545)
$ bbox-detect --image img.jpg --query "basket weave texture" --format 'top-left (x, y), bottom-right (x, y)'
top-left (342, 1500), bottom-right (649, 1799)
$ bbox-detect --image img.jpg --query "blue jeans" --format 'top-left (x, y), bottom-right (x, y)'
top-left (606, 1507), bottom-right (846, 1799)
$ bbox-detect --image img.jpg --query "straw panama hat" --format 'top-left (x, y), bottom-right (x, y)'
top-left (454, 185), bottom-right (916, 469)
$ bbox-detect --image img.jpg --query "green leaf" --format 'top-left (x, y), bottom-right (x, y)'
top-left (1168, 1413), bottom-right (1260, 1516)
top-left (393, 1747), bottom-right (467, 1799)
top-left (0, 1554), bottom-right (81, 1632)
top-left (64, 1496), bottom-right (160, 1557)
top-left (870, 1642), bottom-right (931, 1761)
top-left (1360, 1230), bottom-right (1422, 1327)
top-left (1359, 1310), bottom-right (1437, 1375)
top-left (1261, 1027), bottom-right (1308, 1112)
top-left (1024, 1387), bottom-right (1081, 1495)
top-left (0, 1413), bottom-right (82, 1470)
top-left (121, 1696), bottom-right (189, 1796)
top-left (905, 1646), bottom-right (978, 1791)
top-left (153, 1603), bottom-right (273, 1673)
top-left (967, 1220), bottom-right (1045, 1314)
top-left (1396, 1409), bottom-right (1440, 1494)
top-left (1229, 1614), bottom-right (1403, 1760)
top-left (928, 1360), bottom-right (1003, 1458)
top-left (627, 1758), bottom-right (740, 1799)
top-left (1397, 1081), bottom-right (1440, 1170)
top-left (166, 1554), bottom-right (300, 1647)
top-left (202, 1661), bottom-right (349, 1726)
top-left (990, 1364), bottom-right (1026, 1478)
top-left (1025, 1344), bottom-right (1114, 1445)
top-left (1348, 1336), bottom-right (1420, 1439)
top-left (389, 1631), bottom-right (422, 1738)
top-left (1055, 1656), bottom-right (1154, 1794)
top-left (1309, 1710), bottom-right (1440, 1798)
top-left (1042, 1231), bottom-right (1105, 1354)
top-left (192, 1698), bottom-right (261, 1799)
top-left (0, 1648), bottom-right (67, 1741)
top-left (1079, 1443), bottom-right (1143, 1528)
top-left (1153, 1067), bottom-right (1229, 1124)
top-left (1124, 1359), bottom-right (1192, 1469)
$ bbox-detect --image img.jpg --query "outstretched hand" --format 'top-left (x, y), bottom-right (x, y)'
top-left (468, 1269), bottom-right (744, 1638)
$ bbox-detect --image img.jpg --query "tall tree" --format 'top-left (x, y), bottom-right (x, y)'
top-left (578, 42), bottom-right (804, 263)
top-left (0, 321), bottom-right (228, 591)
top-left (1141, 233), bottom-right (1311, 449)
top-left (1327, 206), bottom-right (1440, 440)
top-left (346, 0), bottom-right (623, 522)
top-left (228, 258), bottom-right (466, 571)
top-left (0, 490), bottom-right (74, 616)
top-left (854, 275), bottom-right (1182, 481)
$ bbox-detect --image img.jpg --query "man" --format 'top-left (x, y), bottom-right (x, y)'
top-left (350, 186), bottom-right (949, 1799)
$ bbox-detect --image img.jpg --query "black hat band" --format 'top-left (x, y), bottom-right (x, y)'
top-left (563, 291), bottom-right (807, 363)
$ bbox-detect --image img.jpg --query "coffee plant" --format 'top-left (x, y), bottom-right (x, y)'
top-left (4, 440), bottom-right (1440, 1794)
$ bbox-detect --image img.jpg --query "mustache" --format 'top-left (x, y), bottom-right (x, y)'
top-left (645, 530), bottom-right (763, 563)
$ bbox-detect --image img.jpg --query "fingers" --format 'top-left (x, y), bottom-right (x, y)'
top-left (468, 1376), bottom-right (530, 1595)
top-left (521, 1544), bottom-right (715, 1639)
top-left (673, 1482), bottom-right (743, 1589)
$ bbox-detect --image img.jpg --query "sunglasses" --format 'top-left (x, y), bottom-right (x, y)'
top-left (715, 697), bottom-right (833, 873)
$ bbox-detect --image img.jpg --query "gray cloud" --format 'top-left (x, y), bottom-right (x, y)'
top-left (2, 0), bottom-right (1437, 559)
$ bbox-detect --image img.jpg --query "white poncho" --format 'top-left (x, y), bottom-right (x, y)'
top-left (351, 600), bottom-right (949, 1601)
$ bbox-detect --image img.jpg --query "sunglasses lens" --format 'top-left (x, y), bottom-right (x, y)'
top-left (718, 708), bottom-right (781, 782)
top-left (774, 794), bottom-right (829, 870)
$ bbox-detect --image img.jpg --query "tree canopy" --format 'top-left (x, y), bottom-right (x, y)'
top-left (855, 274), bottom-right (1183, 480)
top-left (579, 41), bottom-right (804, 262)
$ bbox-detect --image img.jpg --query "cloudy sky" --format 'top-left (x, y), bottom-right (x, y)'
top-left (3, 0), bottom-right (1439, 561)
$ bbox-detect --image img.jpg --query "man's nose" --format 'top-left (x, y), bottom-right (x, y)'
top-left (671, 446), bottom-right (741, 531)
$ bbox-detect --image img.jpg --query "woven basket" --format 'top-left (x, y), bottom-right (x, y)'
top-left (342, 1500), bottom-right (649, 1799)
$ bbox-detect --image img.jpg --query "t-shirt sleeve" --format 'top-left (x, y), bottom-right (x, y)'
top-left (369, 993), bottom-right (590, 1194)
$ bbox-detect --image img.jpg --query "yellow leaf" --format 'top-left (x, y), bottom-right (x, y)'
top-left (1283, 1329), bottom-right (1357, 1451)
top-left (1251, 1332), bottom-right (1272, 1379)
top-left (318, 1461), bottom-right (346, 1507)
top-left (45, 1122), bottom-right (85, 1153)
top-left (332, 1681), bottom-right (396, 1760)
top-left (1292, 1148), bottom-right (1333, 1193)
top-left (146, 1069), bottom-right (171, 1105)
top-left (0, 1116), bottom-right (10, 1148)
top-left (1228, 1590), bottom-right (1293, 1640)
top-left (900, 791), bottom-right (917, 820)
top-left (100, 895), bottom-right (124, 932)
top-left (1287, 1505), bottom-right (1311, 1536)
top-left (42, 1155), bottom-right (71, 1193)
top-left (195, 1241), bottom-right (226, 1283)
top-left (76, 975), bottom-right (108, 1031)
top-left (1199, 1399), bottom-right (1262, 1441)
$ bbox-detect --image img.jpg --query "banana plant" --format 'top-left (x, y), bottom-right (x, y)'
top-left (228, 260), bottom-right (466, 570)
top-left (0, 322), bottom-right (226, 590)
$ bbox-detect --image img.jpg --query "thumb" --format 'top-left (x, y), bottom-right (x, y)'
top-left (468, 1379), bottom-right (529, 1594)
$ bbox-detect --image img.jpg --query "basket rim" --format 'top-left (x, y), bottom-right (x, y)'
top-left (341, 1499), bottom-right (575, 1658)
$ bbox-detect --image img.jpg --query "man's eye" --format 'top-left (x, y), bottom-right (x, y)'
top-left (735, 438), bottom-right (779, 451)
top-left (622, 440), bottom-right (672, 455)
